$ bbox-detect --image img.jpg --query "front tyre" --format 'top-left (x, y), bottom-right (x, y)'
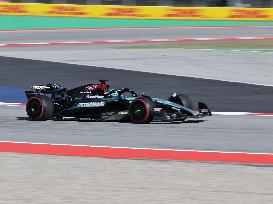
top-left (26, 95), bottom-right (54, 121)
top-left (129, 97), bottom-right (154, 124)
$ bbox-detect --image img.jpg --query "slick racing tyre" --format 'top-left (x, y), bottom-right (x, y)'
top-left (129, 97), bottom-right (154, 124)
top-left (168, 94), bottom-right (193, 110)
top-left (26, 95), bottom-right (54, 121)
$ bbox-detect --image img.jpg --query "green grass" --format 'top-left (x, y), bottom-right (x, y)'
top-left (116, 41), bottom-right (273, 50)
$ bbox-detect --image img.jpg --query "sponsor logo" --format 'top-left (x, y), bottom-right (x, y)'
top-left (32, 85), bottom-right (47, 90)
top-left (0, 4), bottom-right (27, 14)
top-left (80, 91), bottom-right (92, 94)
top-left (78, 102), bottom-right (105, 108)
top-left (86, 95), bottom-right (104, 99)
top-left (229, 9), bottom-right (269, 18)
top-left (47, 6), bottom-right (87, 16)
top-left (165, 9), bottom-right (203, 18)
top-left (104, 8), bottom-right (148, 17)
top-left (79, 118), bottom-right (92, 121)
top-left (118, 111), bottom-right (128, 115)
top-left (171, 107), bottom-right (180, 111)
top-left (200, 109), bottom-right (209, 113)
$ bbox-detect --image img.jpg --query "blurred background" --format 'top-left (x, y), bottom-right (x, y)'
top-left (4, 0), bottom-right (273, 7)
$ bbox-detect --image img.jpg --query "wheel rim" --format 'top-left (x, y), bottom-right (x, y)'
top-left (27, 98), bottom-right (43, 119)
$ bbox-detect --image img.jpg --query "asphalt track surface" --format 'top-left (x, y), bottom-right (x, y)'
top-left (1, 106), bottom-right (273, 153)
top-left (0, 27), bottom-right (273, 43)
top-left (0, 56), bottom-right (273, 154)
top-left (1, 56), bottom-right (273, 112)
top-left (2, 45), bottom-right (272, 87)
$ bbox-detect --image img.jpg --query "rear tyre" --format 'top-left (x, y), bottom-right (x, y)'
top-left (26, 95), bottom-right (54, 121)
top-left (168, 93), bottom-right (193, 110)
top-left (129, 97), bottom-right (154, 124)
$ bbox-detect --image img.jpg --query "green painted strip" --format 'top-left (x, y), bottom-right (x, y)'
top-left (117, 41), bottom-right (273, 50)
top-left (191, 48), bottom-right (273, 53)
top-left (0, 16), bottom-right (273, 30)
top-left (236, 49), bottom-right (273, 53)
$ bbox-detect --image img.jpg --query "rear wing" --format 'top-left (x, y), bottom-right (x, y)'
top-left (26, 83), bottom-right (64, 99)
top-left (29, 84), bottom-right (48, 92)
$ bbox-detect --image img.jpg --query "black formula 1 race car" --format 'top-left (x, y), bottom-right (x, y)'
top-left (25, 80), bottom-right (211, 124)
